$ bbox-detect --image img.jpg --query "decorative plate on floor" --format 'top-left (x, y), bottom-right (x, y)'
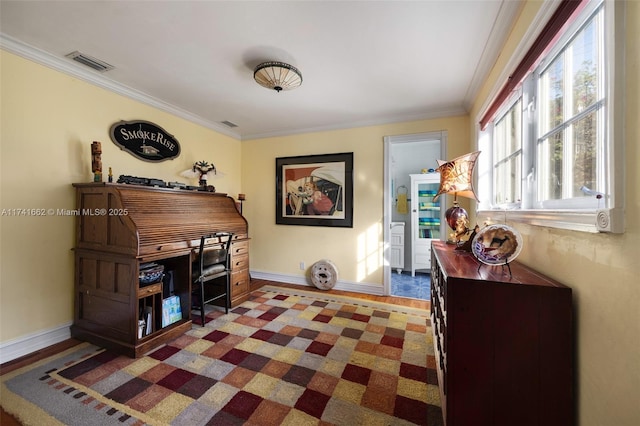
top-left (471, 224), bottom-right (523, 265)
top-left (310, 259), bottom-right (338, 290)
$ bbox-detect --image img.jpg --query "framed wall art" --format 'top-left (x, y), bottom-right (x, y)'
top-left (276, 152), bottom-right (353, 227)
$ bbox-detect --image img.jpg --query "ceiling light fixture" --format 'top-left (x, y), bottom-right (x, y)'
top-left (253, 61), bottom-right (302, 92)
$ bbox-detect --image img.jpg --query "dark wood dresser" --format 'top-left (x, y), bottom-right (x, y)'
top-left (430, 241), bottom-right (573, 426)
top-left (71, 183), bottom-right (250, 357)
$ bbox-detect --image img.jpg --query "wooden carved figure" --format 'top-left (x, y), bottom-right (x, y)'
top-left (91, 141), bottom-right (102, 182)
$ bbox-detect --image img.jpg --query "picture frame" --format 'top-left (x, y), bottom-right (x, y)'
top-left (276, 152), bottom-right (353, 227)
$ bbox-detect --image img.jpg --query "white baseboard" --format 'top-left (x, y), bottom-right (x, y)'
top-left (250, 270), bottom-right (385, 296)
top-left (0, 322), bottom-right (72, 364)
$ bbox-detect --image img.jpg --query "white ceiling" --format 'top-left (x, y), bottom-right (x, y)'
top-left (0, 1), bottom-right (522, 140)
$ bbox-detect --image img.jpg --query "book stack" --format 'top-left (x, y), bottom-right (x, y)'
top-left (162, 296), bottom-right (182, 327)
top-left (142, 306), bottom-right (152, 336)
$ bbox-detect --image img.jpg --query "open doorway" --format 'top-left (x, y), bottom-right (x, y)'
top-left (383, 132), bottom-right (447, 299)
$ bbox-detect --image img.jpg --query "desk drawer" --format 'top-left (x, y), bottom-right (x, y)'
top-left (232, 254), bottom-right (249, 271)
top-left (137, 283), bottom-right (162, 298)
top-left (231, 240), bottom-right (249, 257)
top-left (231, 270), bottom-right (249, 297)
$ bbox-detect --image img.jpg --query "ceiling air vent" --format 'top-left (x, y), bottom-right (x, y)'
top-left (65, 51), bottom-right (114, 72)
top-left (221, 121), bottom-right (238, 128)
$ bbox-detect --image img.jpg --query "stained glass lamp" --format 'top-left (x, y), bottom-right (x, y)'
top-left (432, 151), bottom-right (481, 244)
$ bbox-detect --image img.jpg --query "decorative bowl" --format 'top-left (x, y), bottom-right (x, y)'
top-left (471, 224), bottom-right (523, 265)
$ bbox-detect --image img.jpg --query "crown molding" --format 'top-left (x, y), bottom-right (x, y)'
top-left (242, 106), bottom-right (467, 141)
top-left (0, 34), bottom-right (242, 140)
top-left (463, 0), bottom-right (526, 110)
top-left (474, 0), bottom-right (562, 122)
top-left (2, 33), bottom-right (468, 142)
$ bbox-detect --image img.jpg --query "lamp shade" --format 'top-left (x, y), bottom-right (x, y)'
top-left (432, 151), bottom-right (480, 202)
top-left (254, 61), bottom-right (303, 92)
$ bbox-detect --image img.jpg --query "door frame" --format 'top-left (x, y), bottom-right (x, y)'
top-left (383, 131), bottom-right (447, 296)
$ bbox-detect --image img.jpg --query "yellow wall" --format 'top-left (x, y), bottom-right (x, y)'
top-left (0, 51), bottom-right (242, 342)
top-left (469, 1), bottom-right (640, 425)
top-left (0, 48), bottom-right (470, 342)
top-left (2, 1), bottom-right (638, 421)
top-left (241, 117), bottom-right (469, 286)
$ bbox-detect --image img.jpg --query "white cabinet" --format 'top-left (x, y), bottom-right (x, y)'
top-left (390, 222), bottom-right (405, 274)
top-left (410, 174), bottom-right (445, 276)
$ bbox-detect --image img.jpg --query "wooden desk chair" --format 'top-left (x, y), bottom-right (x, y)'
top-left (192, 232), bottom-right (233, 325)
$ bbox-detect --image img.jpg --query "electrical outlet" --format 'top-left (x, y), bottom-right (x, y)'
top-left (299, 261), bottom-right (305, 270)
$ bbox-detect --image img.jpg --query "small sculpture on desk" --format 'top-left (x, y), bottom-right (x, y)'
top-left (450, 216), bottom-right (472, 246)
top-left (91, 141), bottom-right (102, 182)
top-left (180, 161), bottom-right (217, 191)
top-left (192, 161), bottom-right (216, 187)
top-left (456, 224), bottom-right (479, 252)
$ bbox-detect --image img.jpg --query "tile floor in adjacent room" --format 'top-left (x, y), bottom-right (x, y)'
top-left (391, 271), bottom-right (431, 300)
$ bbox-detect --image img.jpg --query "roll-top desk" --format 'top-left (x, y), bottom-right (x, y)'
top-left (71, 183), bottom-right (250, 358)
top-left (430, 241), bottom-right (573, 426)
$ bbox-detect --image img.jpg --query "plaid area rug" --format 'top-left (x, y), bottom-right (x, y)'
top-left (1, 287), bottom-right (442, 425)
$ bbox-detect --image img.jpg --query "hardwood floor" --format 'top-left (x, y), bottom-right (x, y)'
top-left (251, 279), bottom-right (431, 310)
top-left (0, 279), bottom-right (430, 425)
top-left (0, 338), bottom-right (84, 426)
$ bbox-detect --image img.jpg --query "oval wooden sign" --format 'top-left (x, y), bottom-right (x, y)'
top-left (110, 120), bottom-right (181, 162)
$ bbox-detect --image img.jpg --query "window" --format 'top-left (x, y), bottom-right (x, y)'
top-left (493, 98), bottom-right (522, 207)
top-left (537, 9), bottom-right (603, 208)
top-left (477, 0), bottom-right (624, 233)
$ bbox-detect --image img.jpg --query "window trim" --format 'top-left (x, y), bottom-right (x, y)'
top-left (479, 0), bottom-right (585, 131)
top-left (475, 0), bottom-right (625, 233)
